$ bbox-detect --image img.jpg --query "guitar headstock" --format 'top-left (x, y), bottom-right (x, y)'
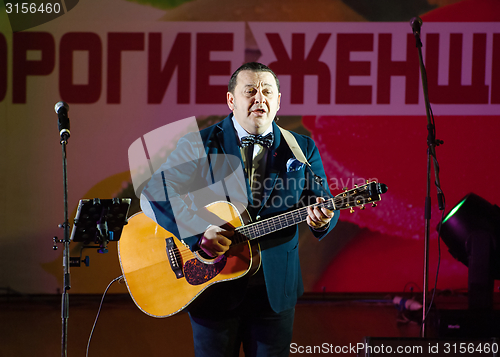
top-left (333, 181), bottom-right (388, 212)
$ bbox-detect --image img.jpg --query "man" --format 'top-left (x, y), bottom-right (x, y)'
top-left (141, 62), bottom-right (338, 356)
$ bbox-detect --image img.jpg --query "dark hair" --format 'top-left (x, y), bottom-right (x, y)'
top-left (228, 62), bottom-right (280, 94)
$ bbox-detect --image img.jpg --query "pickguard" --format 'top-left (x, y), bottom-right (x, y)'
top-left (183, 257), bottom-right (228, 285)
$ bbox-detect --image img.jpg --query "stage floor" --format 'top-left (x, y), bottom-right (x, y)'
top-left (0, 292), bottom-right (497, 356)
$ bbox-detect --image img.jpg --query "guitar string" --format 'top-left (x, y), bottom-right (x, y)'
top-left (171, 187), bottom-right (376, 261)
top-left (235, 188), bottom-right (372, 241)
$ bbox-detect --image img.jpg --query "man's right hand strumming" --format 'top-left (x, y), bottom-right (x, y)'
top-left (199, 225), bottom-right (234, 257)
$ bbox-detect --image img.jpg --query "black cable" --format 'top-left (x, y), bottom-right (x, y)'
top-left (420, 104), bottom-right (446, 332)
top-left (421, 207), bottom-right (446, 333)
top-left (86, 275), bottom-right (124, 357)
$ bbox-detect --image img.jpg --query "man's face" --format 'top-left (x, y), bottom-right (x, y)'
top-left (227, 70), bottom-right (281, 135)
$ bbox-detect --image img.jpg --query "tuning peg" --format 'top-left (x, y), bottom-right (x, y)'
top-left (354, 184), bottom-right (358, 188)
top-left (350, 207), bottom-right (355, 213)
top-left (371, 203), bottom-right (377, 208)
top-left (343, 187), bottom-right (348, 191)
top-left (360, 205), bottom-right (365, 210)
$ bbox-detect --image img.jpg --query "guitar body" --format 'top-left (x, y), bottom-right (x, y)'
top-left (118, 201), bottom-right (260, 318)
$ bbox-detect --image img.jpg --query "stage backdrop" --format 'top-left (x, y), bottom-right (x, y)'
top-left (1, 0), bottom-right (499, 295)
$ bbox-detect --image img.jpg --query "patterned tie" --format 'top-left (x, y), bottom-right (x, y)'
top-left (239, 133), bottom-right (272, 211)
top-left (240, 132), bottom-right (274, 149)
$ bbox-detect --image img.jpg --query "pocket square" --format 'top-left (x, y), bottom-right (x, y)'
top-left (286, 158), bottom-right (305, 172)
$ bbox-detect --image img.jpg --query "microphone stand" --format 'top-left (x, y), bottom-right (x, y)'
top-left (60, 133), bottom-right (71, 357)
top-left (411, 18), bottom-right (444, 338)
top-left (53, 102), bottom-right (71, 356)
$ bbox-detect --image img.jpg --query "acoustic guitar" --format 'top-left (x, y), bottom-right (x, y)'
top-left (118, 181), bottom-right (387, 317)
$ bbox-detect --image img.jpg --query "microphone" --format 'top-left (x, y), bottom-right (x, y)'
top-left (54, 101), bottom-right (70, 142)
top-left (410, 16), bottom-right (423, 36)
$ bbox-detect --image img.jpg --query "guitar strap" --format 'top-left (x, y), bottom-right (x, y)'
top-left (277, 126), bottom-right (310, 167)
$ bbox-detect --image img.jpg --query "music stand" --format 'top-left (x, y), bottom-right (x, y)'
top-left (70, 198), bottom-right (131, 253)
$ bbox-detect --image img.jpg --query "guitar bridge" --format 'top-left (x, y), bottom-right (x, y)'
top-left (165, 238), bottom-right (184, 279)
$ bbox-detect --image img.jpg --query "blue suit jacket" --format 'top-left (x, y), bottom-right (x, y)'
top-left (141, 115), bottom-right (339, 313)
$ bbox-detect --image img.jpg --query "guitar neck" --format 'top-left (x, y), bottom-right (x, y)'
top-left (232, 199), bottom-right (335, 245)
top-left (230, 181), bottom-right (387, 245)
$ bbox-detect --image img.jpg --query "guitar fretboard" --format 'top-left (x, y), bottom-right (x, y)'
top-left (228, 181), bottom-right (386, 245)
top-left (231, 199), bottom-right (335, 245)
